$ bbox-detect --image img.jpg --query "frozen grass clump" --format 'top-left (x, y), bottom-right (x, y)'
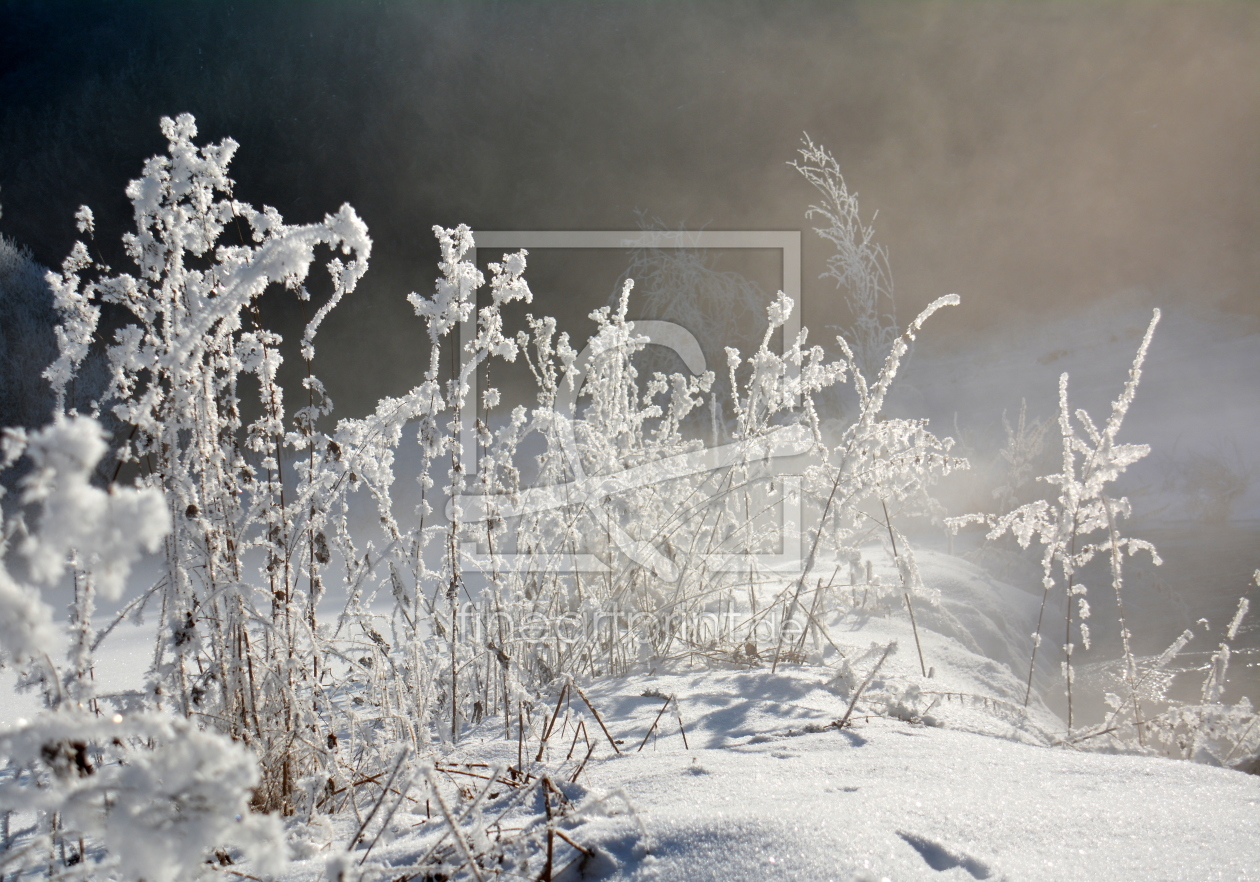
top-left (947, 313), bottom-right (1258, 768)
top-left (792, 136), bottom-right (897, 377)
top-left (0, 416), bottom-right (283, 882)
top-left (2, 116), bottom-right (1255, 881)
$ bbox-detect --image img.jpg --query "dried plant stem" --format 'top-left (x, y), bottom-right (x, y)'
top-left (536, 682), bottom-right (570, 762)
top-left (570, 742), bottom-right (597, 784)
top-left (903, 593), bottom-right (927, 678)
top-left (1101, 494), bottom-right (1144, 745)
top-left (1024, 588), bottom-right (1050, 707)
top-left (637, 695), bottom-right (675, 752)
top-left (1223, 716), bottom-right (1259, 764)
top-left (422, 769), bottom-right (486, 882)
top-left (674, 698), bottom-right (690, 749)
top-left (553, 828), bottom-right (591, 857)
top-left (359, 774), bottom-right (413, 865)
top-left (573, 685), bottom-right (620, 754)
top-left (349, 748), bottom-right (408, 851)
top-left (541, 777), bottom-right (555, 882)
top-left (879, 499), bottom-right (927, 678)
top-left (566, 720), bottom-right (589, 762)
top-left (1064, 561), bottom-right (1076, 731)
top-left (836, 642), bottom-right (895, 730)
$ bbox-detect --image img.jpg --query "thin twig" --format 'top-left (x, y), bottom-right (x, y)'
top-left (573, 685), bottom-right (620, 754)
top-left (904, 592), bottom-right (927, 678)
top-left (435, 765), bottom-right (520, 788)
top-left (536, 681), bottom-right (570, 762)
top-left (566, 719), bottom-right (589, 762)
top-left (637, 695), bottom-right (675, 752)
top-left (422, 768), bottom-right (486, 882)
top-left (359, 774), bottom-right (414, 864)
top-left (541, 776), bottom-right (554, 882)
top-left (570, 741), bottom-right (597, 783)
top-left (880, 498), bottom-right (927, 677)
top-left (349, 748), bottom-right (408, 850)
top-left (835, 642), bottom-right (895, 729)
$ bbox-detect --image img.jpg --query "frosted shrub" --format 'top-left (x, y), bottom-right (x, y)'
top-left (949, 312), bottom-right (1164, 733)
top-left (385, 222), bottom-right (534, 745)
top-left (0, 713), bottom-right (285, 882)
top-left (776, 295), bottom-right (965, 670)
top-left (455, 280), bottom-right (724, 690)
top-left (14, 117), bottom-right (1147, 879)
top-left (24, 121), bottom-right (966, 785)
top-left (19, 417), bottom-right (168, 605)
top-left (0, 417), bottom-right (284, 882)
top-left (454, 280), bottom-right (963, 691)
top-left (420, 136), bottom-right (969, 713)
top-left (792, 136), bottom-right (898, 377)
top-left (1086, 577), bottom-right (1258, 768)
top-left (29, 121), bottom-right (545, 840)
top-left (41, 113), bottom-right (377, 811)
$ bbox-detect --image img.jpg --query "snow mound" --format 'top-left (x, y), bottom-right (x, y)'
top-left (550, 658), bottom-right (1260, 882)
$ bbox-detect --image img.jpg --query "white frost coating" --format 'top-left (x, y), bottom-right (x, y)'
top-left (19, 416), bottom-right (169, 601)
top-left (5, 121), bottom-right (1253, 881)
top-left (0, 415), bottom-right (281, 882)
top-left (1226, 597), bottom-right (1249, 642)
top-left (0, 432), bottom-right (59, 662)
top-left (792, 135), bottom-right (898, 375)
top-left (0, 567), bottom-right (57, 662)
top-left (945, 309), bottom-right (1163, 732)
top-left (0, 712), bottom-right (285, 882)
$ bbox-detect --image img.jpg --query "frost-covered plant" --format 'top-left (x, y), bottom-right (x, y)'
top-left (395, 224), bottom-right (533, 745)
top-left (774, 295), bottom-right (965, 669)
top-left (459, 281), bottom-right (963, 689)
top-left (434, 138), bottom-right (964, 697)
top-left (611, 214), bottom-right (770, 420)
top-left (1075, 576), bottom-right (1258, 768)
top-left (6, 120), bottom-right (994, 881)
top-left (0, 713), bottom-right (285, 882)
top-left (27, 111), bottom-right (550, 820)
top-left (0, 112), bottom-right (887, 876)
top-left (948, 310), bottom-right (1162, 732)
top-left (0, 417), bottom-right (284, 882)
top-left (459, 280), bottom-right (725, 685)
top-left (792, 136), bottom-right (897, 377)
top-left (42, 113), bottom-right (375, 811)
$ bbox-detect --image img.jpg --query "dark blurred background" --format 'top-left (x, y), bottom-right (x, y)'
top-left (1, 1), bottom-right (1256, 418)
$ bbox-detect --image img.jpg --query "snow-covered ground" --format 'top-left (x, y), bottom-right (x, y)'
top-left (13, 548), bottom-right (1243, 881)
top-left (567, 675), bottom-right (1260, 881)
top-left (265, 596), bottom-right (1260, 881)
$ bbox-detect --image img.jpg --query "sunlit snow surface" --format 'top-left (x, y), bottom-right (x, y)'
top-left (565, 699), bottom-right (1259, 881)
top-left (278, 602), bottom-right (1258, 882)
top-left (216, 551), bottom-right (1256, 881)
